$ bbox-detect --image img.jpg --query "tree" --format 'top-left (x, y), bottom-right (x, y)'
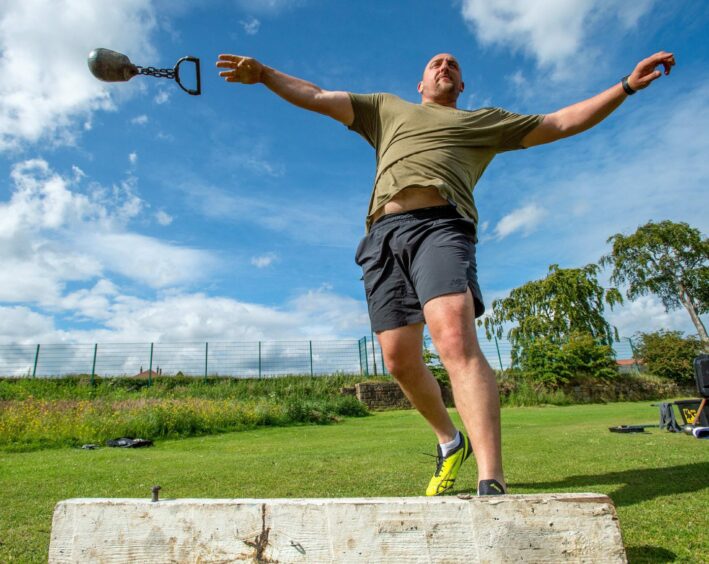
top-left (518, 331), bottom-right (618, 387)
top-left (480, 264), bottom-right (623, 365)
top-left (633, 330), bottom-right (703, 383)
top-left (600, 220), bottom-right (708, 346)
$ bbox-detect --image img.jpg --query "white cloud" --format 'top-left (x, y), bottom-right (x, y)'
top-left (0, 0), bottom-right (157, 150)
top-left (240, 16), bottom-right (261, 35)
top-left (131, 115), bottom-right (149, 125)
top-left (227, 150), bottom-right (286, 177)
top-left (605, 295), bottom-right (700, 339)
top-left (0, 159), bottom-right (216, 310)
top-left (154, 90), bottom-right (170, 105)
top-left (463, 93), bottom-right (492, 111)
top-left (76, 232), bottom-right (216, 289)
top-left (460, 0), bottom-right (655, 79)
top-left (235, 0), bottom-right (305, 15)
top-left (289, 287), bottom-right (370, 337)
top-left (0, 306), bottom-right (59, 345)
top-left (251, 253), bottom-right (278, 268)
top-left (59, 280), bottom-right (119, 321)
top-left (129, 152), bottom-right (138, 165)
top-left (0, 287), bottom-right (371, 345)
top-left (155, 210), bottom-right (173, 225)
top-left (508, 70), bottom-right (527, 89)
top-left (493, 203), bottom-right (546, 239)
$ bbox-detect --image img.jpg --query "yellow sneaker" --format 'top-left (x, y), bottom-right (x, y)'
top-left (425, 433), bottom-right (472, 496)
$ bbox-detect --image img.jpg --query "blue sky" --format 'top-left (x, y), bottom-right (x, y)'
top-left (0, 0), bottom-right (706, 345)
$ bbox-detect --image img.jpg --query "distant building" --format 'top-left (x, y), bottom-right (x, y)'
top-left (616, 358), bottom-right (645, 374)
top-left (133, 367), bottom-right (162, 379)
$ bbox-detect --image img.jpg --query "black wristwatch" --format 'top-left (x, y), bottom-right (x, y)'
top-left (621, 75), bottom-right (636, 95)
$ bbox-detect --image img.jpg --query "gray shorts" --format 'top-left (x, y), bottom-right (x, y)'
top-left (355, 205), bottom-right (485, 333)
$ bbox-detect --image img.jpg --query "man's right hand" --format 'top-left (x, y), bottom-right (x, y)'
top-left (215, 53), bottom-right (354, 126)
top-left (216, 54), bottom-right (264, 84)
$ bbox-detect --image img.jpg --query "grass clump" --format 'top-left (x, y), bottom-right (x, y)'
top-left (0, 373), bottom-right (365, 401)
top-left (0, 376), bottom-right (369, 451)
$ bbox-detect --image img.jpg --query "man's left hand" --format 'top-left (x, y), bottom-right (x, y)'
top-left (628, 51), bottom-right (675, 91)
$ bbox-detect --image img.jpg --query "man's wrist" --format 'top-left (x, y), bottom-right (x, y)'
top-left (621, 75), bottom-right (636, 96)
top-left (258, 65), bottom-right (272, 84)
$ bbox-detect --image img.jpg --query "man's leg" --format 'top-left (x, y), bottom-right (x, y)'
top-left (377, 323), bottom-right (457, 444)
top-left (423, 289), bottom-right (505, 488)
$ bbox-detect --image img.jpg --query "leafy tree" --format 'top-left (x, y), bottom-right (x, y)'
top-left (633, 330), bottom-right (703, 383)
top-left (600, 220), bottom-right (708, 346)
top-left (518, 331), bottom-right (618, 387)
top-left (480, 264), bottom-right (623, 366)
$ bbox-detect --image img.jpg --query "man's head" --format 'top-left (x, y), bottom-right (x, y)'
top-left (418, 53), bottom-right (464, 107)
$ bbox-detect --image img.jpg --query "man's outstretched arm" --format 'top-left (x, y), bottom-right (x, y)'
top-left (521, 51), bottom-right (675, 148)
top-left (216, 54), bottom-right (354, 126)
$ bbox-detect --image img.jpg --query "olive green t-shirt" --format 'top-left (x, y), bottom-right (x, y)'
top-left (347, 93), bottom-right (544, 232)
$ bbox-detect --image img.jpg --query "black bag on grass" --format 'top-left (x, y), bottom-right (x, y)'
top-left (658, 403), bottom-right (682, 432)
top-left (106, 437), bottom-right (153, 448)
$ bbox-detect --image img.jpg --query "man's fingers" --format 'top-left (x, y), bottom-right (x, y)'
top-left (648, 51), bottom-right (675, 68)
top-left (216, 54), bottom-right (248, 70)
top-left (632, 51), bottom-right (675, 89)
top-left (217, 54), bottom-right (243, 62)
top-left (662, 54), bottom-right (675, 75)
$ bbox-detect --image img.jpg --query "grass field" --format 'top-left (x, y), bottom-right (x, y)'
top-left (1, 401), bottom-right (707, 562)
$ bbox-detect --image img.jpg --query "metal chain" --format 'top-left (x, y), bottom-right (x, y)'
top-left (136, 66), bottom-right (175, 80)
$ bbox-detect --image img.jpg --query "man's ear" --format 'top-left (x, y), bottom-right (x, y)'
top-left (417, 81), bottom-right (423, 94)
top-left (460, 81), bottom-right (465, 93)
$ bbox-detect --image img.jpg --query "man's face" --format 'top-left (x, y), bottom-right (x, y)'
top-left (418, 53), bottom-right (464, 103)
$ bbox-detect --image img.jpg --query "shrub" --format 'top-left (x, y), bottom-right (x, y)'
top-left (633, 330), bottom-right (703, 383)
top-left (517, 332), bottom-right (617, 387)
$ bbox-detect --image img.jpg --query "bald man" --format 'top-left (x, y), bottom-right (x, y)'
top-left (217, 50), bottom-right (674, 496)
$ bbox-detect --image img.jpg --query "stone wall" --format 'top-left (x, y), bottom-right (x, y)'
top-left (559, 378), bottom-right (695, 403)
top-left (343, 376), bottom-right (696, 411)
top-left (342, 381), bottom-right (452, 411)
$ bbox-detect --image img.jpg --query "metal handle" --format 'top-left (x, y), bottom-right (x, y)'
top-left (174, 56), bottom-right (201, 96)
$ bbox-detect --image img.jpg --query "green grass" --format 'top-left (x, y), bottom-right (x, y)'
top-left (1, 401), bottom-right (707, 563)
top-left (0, 375), bottom-right (371, 451)
top-left (0, 374), bottom-right (367, 401)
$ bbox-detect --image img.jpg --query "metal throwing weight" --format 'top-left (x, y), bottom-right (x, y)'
top-left (87, 48), bottom-right (201, 95)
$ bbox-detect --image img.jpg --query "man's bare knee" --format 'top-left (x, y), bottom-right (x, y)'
top-left (384, 353), bottom-right (426, 381)
top-left (435, 331), bottom-right (478, 366)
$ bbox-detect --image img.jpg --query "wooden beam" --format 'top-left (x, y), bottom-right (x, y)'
top-left (49, 494), bottom-right (626, 563)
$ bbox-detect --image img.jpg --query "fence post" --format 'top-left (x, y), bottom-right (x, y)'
top-left (494, 336), bottom-right (504, 370)
top-left (205, 342), bottom-right (209, 381)
top-left (357, 339), bottom-right (362, 376)
top-left (91, 343), bottom-right (98, 386)
top-left (258, 341), bottom-right (262, 379)
top-left (370, 330), bottom-right (378, 376)
top-left (32, 344), bottom-right (40, 378)
top-left (148, 343), bottom-right (154, 387)
top-left (363, 337), bottom-right (369, 377)
top-left (309, 341), bottom-right (314, 377)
